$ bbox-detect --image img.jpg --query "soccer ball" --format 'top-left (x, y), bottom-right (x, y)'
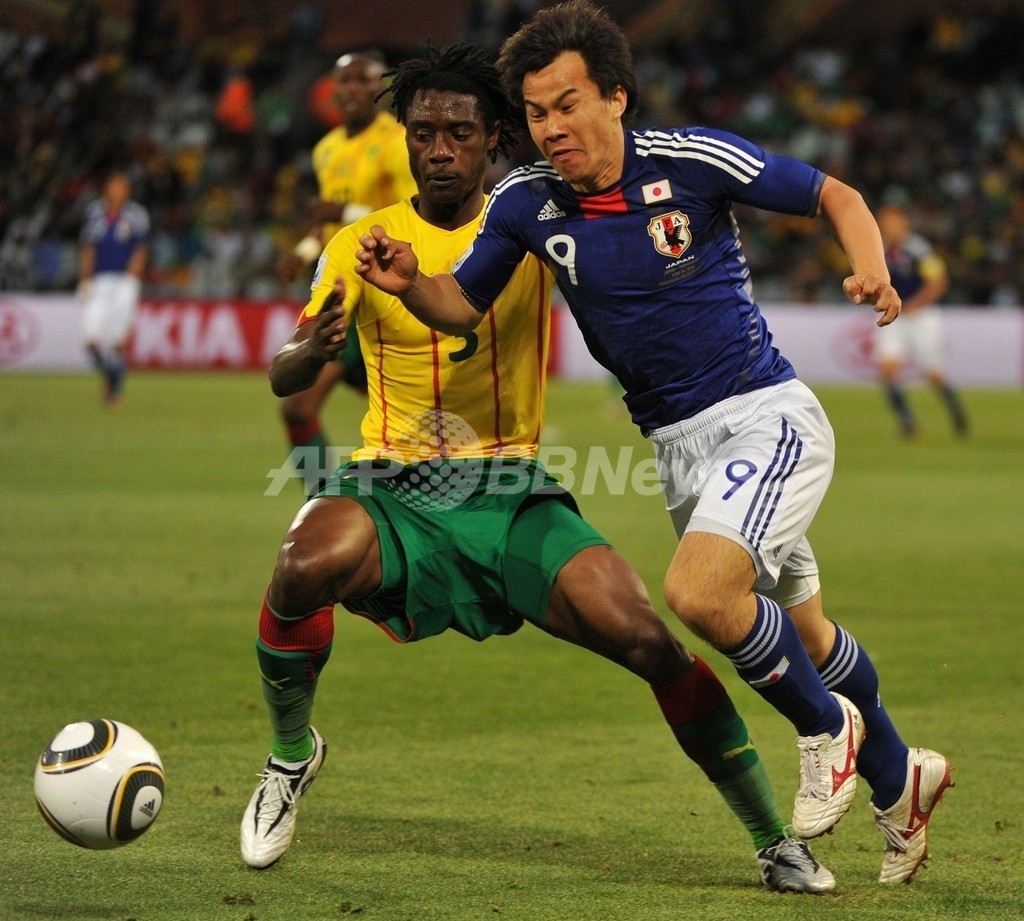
top-left (34, 719), bottom-right (165, 849)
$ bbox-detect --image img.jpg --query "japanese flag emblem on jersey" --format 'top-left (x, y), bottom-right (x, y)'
top-left (647, 211), bottom-right (692, 258)
top-left (641, 179), bottom-right (673, 204)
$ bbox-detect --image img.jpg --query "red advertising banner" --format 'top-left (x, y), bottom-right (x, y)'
top-left (2, 294), bottom-right (1022, 385)
top-left (128, 300), bottom-right (302, 370)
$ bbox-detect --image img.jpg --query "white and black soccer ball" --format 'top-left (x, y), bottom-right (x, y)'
top-left (34, 719), bottom-right (165, 849)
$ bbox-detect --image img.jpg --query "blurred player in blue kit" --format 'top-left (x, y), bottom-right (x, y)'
top-left (357, 0), bottom-right (951, 885)
top-left (77, 169), bottom-right (149, 407)
top-left (874, 201), bottom-right (969, 438)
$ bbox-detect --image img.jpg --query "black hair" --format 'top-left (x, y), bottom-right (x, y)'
top-left (381, 42), bottom-right (519, 163)
top-left (497, 0), bottom-right (638, 117)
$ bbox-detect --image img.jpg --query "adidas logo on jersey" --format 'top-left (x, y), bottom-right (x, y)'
top-left (537, 199), bottom-right (567, 221)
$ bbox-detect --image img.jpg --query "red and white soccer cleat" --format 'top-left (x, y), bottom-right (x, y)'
top-left (792, 693), bottom-right (865, 839)
top-left (873, 747), bottom-right (953, 884)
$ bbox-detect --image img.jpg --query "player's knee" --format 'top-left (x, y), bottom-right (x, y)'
top-left (612, 612), bottom-right (685, 681)
top-left (270, 542), bottom-right (338, 616)
top-left (663, 579), bottom-right (721, 641)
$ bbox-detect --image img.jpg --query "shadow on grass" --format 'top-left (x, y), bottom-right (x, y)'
top-left (288, 809), bottom-right (762, 891)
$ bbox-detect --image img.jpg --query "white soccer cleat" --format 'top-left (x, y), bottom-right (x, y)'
top-left (792, 693), bottom-right (865, 839)
top-left (240, 727), bottom-right (326, 869)
top-left (757, 832), bottom-right (836, 893)
top-left (873, 747), bottom-right (952, 884)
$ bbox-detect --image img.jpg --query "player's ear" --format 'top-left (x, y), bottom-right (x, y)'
top-left (606, 85), bottom-right (628, 121)
top-left (486, 120), bottom-right (500, 152)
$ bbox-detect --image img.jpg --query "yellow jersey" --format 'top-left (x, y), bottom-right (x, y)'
top-left (301, 198), bottom-right (552, 463)
top-left (311, 112), bottom-right (417, 241)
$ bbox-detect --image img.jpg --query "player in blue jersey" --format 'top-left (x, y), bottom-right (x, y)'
top-left (356, 1), bottom-right (951, 886)
top-left (77, 169), bottom-right (149, 407)
top-left (874, 201), bottom-right (968, 438)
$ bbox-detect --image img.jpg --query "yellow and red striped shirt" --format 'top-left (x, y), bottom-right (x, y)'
top-left (300, 198), bottom-right (552, 463)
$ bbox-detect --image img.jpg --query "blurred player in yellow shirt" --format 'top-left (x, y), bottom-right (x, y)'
top-left (241, 42), bottom-right (834, 895)
top-left (280, 51), bottom-right (417, 493)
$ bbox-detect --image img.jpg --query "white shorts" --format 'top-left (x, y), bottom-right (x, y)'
top-left (82, 273), bottom-right (141, 348)
top-left (650, 380), bottom-right (833, 608)
top-left (874, 308), bottom-right (944, 373)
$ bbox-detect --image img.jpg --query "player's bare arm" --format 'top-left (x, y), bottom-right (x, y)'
top-left (355, 225), bottom-right (483, 336)
top-left (818, 176), bottom-right (902, 326)
top-left (269, 278), bottom-right (349, 397)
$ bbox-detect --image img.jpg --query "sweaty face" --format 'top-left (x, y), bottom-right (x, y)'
top-left (335, 59), bottom-right (384, 125)
top-left (522, 50), bottom-right (627, 193)
top-left (405, 89), bottom-right (495, 207)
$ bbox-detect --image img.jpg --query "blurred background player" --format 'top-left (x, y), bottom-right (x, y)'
top-left (279, 51), bottom-right (417, 495)
top-left (77, 168), bottom-right (149, 408)
top-left (875, 200), bottom-right (969, 438)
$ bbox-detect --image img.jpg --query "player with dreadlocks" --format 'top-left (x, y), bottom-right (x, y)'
top-left (239, 42), bottom-right (833, 894)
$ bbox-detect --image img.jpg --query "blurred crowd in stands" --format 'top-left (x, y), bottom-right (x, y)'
top-left (1, 0), bottom-right (1022, 305)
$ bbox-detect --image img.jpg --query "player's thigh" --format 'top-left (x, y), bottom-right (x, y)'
top-left (505, 497), bottom-right (609, 631)
top-left (548, 545), bottom-right (688, 681)
top-left (269, 495), bottom-right (382, 613)
top-left (81, 279), bottom-right (115, 344)
top-left (81, 297), bottom-right (105, 344)
top-left (907, 310), bottom-right (944, 372)
top-left (658, 381), bottom-right (835, 593)
top-left (109, 276), bottom-right (140, 345)
top-left (766, 536), bottom-right (821, 610)
top-left (875, 322), bottom-right (909, 367)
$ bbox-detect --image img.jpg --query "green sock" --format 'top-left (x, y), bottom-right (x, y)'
top-left (256, 639), bottom-right (331, 762)
top-left (713, 763), bottom-right (786, 850)
top-left (672, 700), bottom-right (785, 849)
top-left (653, 659), bottom-right (786, 850)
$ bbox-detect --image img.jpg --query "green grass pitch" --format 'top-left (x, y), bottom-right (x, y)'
top-left (0, 372), bottom-right (1020, 921)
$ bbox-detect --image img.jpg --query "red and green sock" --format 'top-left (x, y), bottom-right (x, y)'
top-left (256, 593), bottom-right (334, 763)
top-left (653, 657), bottom-right (785, 850)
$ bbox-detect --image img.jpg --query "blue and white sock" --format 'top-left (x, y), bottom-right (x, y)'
top-left (725, 595), bottom-right (841, 737)
top-left (818, 623), bottom-right (910, 809)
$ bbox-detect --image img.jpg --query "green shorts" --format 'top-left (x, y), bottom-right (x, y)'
top-left (317, 458), bottom-right (609, 643)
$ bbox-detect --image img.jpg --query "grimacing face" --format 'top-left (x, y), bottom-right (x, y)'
top-left (521, 50), bottom-right (627, 193)
top-left (404, 89), bottom-right (497, 206)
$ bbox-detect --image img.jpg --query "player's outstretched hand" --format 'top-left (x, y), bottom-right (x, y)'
top-left (355, 225), bottom-right (419, 297)
top-left (308, 277), bottom-right (349, 362)
top-left (843, 274), bottom-right (902, 326)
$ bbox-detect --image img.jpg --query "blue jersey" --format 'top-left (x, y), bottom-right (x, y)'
top-left (80, 199), bottom-right (150, 274)
top-left (885, 232), bottom-right (944, 302)
top-left (453, 127), bottom-right (826, 431)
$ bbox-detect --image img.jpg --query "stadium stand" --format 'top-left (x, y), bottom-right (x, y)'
top-left (1, 0), bottom-right (1021, 305)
